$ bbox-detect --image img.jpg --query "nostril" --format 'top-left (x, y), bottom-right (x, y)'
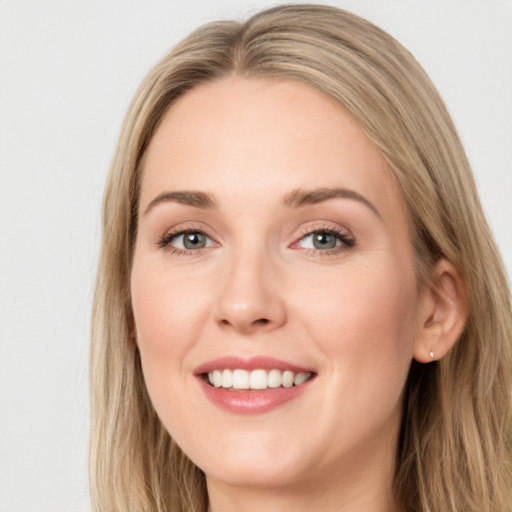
top-left (218, 316), bottom-right (271, 331)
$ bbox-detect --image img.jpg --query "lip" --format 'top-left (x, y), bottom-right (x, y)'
top-left (195, 356), bottom-right (316, 415)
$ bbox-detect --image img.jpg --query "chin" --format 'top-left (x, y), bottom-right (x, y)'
top-left (202, 455), bottom-right (304, 489)
top-left (182, 430), bottom-right (311, 488)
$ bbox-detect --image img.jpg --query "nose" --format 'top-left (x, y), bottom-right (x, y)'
top-left (213, 248), bottom-right (287, 334)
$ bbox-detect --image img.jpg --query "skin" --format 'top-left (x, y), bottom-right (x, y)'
top-left (131, 77), bottom-right (464, 511)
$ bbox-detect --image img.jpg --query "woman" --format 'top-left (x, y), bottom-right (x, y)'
top-left (90, 5), bottom-right (512, 511)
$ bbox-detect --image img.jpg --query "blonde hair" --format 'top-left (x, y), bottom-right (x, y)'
top-left (90, 5), bottom-right (512, 511)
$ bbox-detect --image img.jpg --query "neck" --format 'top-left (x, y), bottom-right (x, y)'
top-left (207, 484), bottom-right (401, 512)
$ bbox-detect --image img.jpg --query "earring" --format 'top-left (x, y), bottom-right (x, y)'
top-left (429, 351), bottom-right (435, 359)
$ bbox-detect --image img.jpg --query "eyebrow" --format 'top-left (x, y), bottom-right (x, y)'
top-left (283, 187), bottom-right (380, 217)
top-left (143, 190), bottom-right (217, 215)
top-left (143, 186), bottom-right (380, 217)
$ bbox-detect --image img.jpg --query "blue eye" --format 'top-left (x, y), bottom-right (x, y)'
top-left (297, 229), bottom-right (354, 251)
top-left (301, 232), bottom-right (339, 249)
top-left (161, 231), bottom-right (213, 251)
top-left (180, 232), bottom-right (208, 249)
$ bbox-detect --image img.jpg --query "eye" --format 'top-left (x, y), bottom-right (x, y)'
top-left (176, 232), bottom-right (209, 249)
top-left (159, 230), bottom-right (215, 252)
top-left (300, 232), bottom-right (340, 250)
top-left (294, 227), bottom-right (355, 252)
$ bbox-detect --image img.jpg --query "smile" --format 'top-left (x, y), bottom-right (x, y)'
top-left (206, 369), bottom-right (313, 390)
top-left (195, 356), bottom-right (316, 414)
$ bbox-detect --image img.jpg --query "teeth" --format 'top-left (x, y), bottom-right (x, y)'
top-left (293, 371), bottom-right (309, 386)
top-left (249, 369), bottom-right (267, 390)
top-left (212, 370), bottom-right (222, 388)
top-left (282, 370), bottom-right (294, 388)
top-left (221, 369), bottom-right (232, 388)
top-left (232, 369), bottom-right (249, 389)
top-left (267, 369), bottom-right (282, 388)
top-left (207, 369), bottom-right (312, 390)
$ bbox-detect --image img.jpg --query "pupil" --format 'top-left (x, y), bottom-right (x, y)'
top-left (184, 232), bottom-right (206, 249)
top-left (313, 233), bottom-right (336, 249)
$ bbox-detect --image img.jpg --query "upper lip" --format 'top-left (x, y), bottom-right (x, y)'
top-left (194, 356), bottom-right (315, 376)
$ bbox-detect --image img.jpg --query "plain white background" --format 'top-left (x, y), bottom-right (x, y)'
top-left (0, 1), bottom-right (510, 510)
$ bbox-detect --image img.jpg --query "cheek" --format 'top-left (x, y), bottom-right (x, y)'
top-left (130, 262), bottom-right (217, 424)
top-left (131, 265), bottom-right (211, 355)
top-left (294, 256), bottom-right (418, 383)
top-left (130, 263), bottom-right (217, 438)
top-left (291, 259), bottom-right (418, 447)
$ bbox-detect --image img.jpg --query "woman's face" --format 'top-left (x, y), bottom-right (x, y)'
top-left (131, 77), bottom-right (427, 493)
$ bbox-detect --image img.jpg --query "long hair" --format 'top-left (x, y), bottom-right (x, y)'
top-left (90, 5), bottom-right (512, 511)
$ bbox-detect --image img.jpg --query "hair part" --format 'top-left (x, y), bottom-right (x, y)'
top-left (90, 5), bottom-right (512, 511)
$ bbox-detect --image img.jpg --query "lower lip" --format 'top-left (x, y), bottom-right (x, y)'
top-left (198, 378), bottom-right (311, 414)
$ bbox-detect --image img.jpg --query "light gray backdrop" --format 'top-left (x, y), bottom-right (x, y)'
top-left (1, 1), bottom-right (511, 511)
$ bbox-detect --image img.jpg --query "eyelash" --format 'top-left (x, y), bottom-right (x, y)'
top-left (293, 225), bottom-right (355, 256)
top-left (157, 225), bottom-right (355, 256)
top-left (157, 227), bottom-right (215, 256)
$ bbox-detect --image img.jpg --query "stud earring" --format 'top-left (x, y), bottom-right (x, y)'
top-left (429, 351), bottom-right (435, 359)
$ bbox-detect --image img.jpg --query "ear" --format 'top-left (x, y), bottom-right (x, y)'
top-left (413, 259), bottom-right (467, 363)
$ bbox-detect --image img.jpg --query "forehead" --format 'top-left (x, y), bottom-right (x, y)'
top-left (140, 76), bottom-right (406, 224)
